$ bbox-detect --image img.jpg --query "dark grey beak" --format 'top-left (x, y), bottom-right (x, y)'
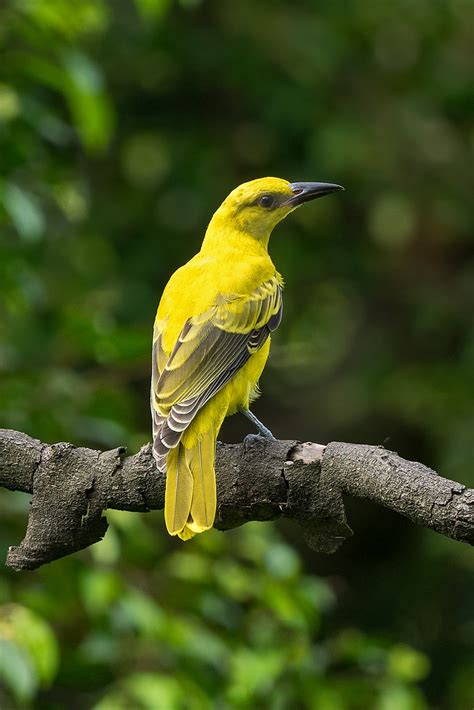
top-left (285, 181), bottom-right (344, 207)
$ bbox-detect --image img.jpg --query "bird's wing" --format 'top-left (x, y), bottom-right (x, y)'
top-left (151, 275), bottom-right (283, 462)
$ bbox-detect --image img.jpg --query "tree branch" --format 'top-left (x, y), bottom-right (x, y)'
top-left (0, 428), bottom-right (472, 571)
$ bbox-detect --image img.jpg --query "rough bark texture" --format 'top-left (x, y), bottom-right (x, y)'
top-left (0, 428), bottom-right (472, 571)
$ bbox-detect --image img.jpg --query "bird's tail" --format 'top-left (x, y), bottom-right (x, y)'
top-left (164, 426), bottom-right (217, 541)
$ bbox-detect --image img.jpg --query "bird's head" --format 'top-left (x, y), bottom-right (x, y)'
top-left (211, 177), bottom-right (344, 245)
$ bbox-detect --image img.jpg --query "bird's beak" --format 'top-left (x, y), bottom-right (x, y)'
top-left (285, 181), bottom-right (344, 207)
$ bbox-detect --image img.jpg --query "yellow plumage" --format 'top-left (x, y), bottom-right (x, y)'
top-left (151, 176), bottom-right (343, 540)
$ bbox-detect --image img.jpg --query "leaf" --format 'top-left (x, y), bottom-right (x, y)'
top-left (62, 51), bottom-right (114, 152)
top-left (6, 606), bottom-right (59, 687)
top-left (0, 638), bottom-right (36, 703)
top-left (0, 84), bottom-right (20, 121)
top-left (387, 644), bottom-right (431, 683)
top-left (18, 0), bottom-right (109, 38)
top-left (228, 648), bottom-right (286, 704)
top-left (93, 672), bottom-right (210, 710)
top-left (80, 569), bottom-right (123, 616)
top-left (263, 542), bottom-right (301, 580)
top-left (134, 0), bottom-right (171, 21)
top-left (378, 682), bottom-right (428, 710)
top-left (2, 183), bottom-right (45, 242)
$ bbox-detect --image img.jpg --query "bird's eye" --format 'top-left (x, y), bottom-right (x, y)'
top-left (259, 194), bottom-right (274, 209)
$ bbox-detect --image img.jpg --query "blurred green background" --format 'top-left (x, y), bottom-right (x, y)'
top-left (0, 0), bottom-right (473, 708)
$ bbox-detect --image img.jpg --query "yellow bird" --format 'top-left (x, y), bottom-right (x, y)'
top-left (151, 177), bottom-right (343, 540)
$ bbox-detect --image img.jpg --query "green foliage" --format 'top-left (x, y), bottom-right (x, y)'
top-left (0, 0), bottom-right (473, 707)
top-left (0, 605), bottom-right (58, 702)
top-left (0, 523), bottom-right (434, 708)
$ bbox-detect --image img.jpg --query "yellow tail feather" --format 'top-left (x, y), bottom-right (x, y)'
top-left (187, 428), bottom-right (216, 533)
top-left (177, 525), bottom-right (196, 541)
top-left (164, 428), bottom-right (217, 541)
top-left (164, 445), bottom-right (193, 536)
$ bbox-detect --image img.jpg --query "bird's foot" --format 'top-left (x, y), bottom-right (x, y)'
top-left (243, 433), bottom-right (267, 455)
top-left (239, 408), bottom-right (275, 440)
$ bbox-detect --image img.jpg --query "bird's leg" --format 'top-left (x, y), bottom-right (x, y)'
top-left (239, 408), bottom-right (275, 439)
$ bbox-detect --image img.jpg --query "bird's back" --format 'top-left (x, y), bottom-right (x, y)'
top-left (156, 248), bottom-right (278, 354)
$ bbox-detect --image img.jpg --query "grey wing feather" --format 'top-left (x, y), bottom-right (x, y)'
top-left (151, 278), bottom-right (283, 463)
